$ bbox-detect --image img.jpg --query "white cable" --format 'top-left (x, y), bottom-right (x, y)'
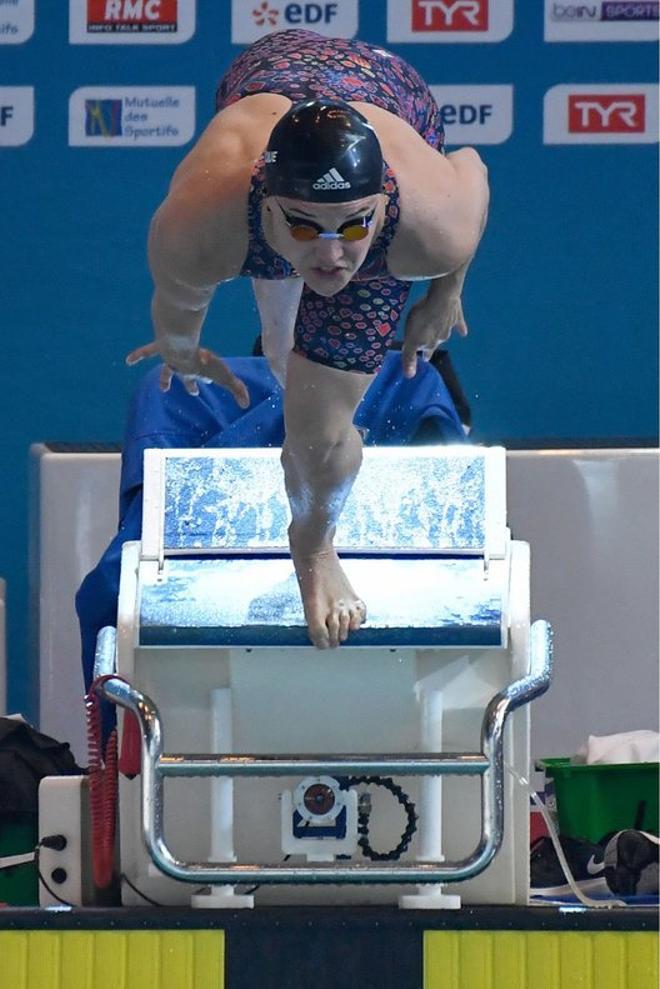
top-left (505, 763), bottom-right (626, 909)
top-left (0, 851), bottom-right (36, 869)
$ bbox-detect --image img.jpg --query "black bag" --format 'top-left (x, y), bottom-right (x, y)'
top-left (0, 718), bottom-right (82, 819)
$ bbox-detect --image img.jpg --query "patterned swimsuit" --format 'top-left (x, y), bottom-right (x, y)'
top-left (215, 30), bottom-right (445, 374)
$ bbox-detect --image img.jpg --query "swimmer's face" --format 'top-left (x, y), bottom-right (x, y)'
top-left (265, 195), bottom-right (385, 297)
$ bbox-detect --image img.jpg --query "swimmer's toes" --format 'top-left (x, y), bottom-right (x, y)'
top-left (349, 601), bottom-right (367, 631)
top-left (308, 616), bottom-right (330, 650)
top-left (338, 608), bottom-right (351, 643)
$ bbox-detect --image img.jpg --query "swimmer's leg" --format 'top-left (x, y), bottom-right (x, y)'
top-left (282, 352), bottom-right (372, 649)
top-left (252, 277), bottom-right (303, 387)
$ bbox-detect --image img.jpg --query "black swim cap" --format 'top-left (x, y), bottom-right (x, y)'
top-left (264, 99), bottom-right (384, 203)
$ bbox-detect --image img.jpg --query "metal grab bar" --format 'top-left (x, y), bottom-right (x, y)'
top-left (100, 620), bottom-right (552, 886)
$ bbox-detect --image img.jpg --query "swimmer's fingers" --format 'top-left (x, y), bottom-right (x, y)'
top-left (401, 316), bottom-right (432, 379)
top-left (430, 298), bottom-right (468, 347)
top-left (402, 296), bottom-right (470, 377)
top-left (181, 374), bottom-right (201, 397)
top-left (126, 341), bottom-right (250, 409)
top-left (159, 363), bottom-right (174, 392)
top-left (401, 340), bottom-right (424, 379)
top-left (453, 298), bottom-right (469, 338)
top-left (125, 341), bottom-right (159, 366)
top-left (198, 348), bottom-right (250, 409)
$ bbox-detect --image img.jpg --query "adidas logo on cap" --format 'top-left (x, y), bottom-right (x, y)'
top-left (313, 168), bottom-right (351, 191)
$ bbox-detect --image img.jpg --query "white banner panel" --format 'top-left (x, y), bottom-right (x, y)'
top-left (69, 0), bottom-right (196, 44)
top-left (431, 85), bottom-right (513, 145)
top-left (232, 0), bottom-right (358, 43)
top-left (387, 0), bottom-right (513, 43)
top-left (544, 0), bottom-right (659, 42)
top-left (544, 83), bottom-right (659, 144)
top-left (0, 0), bottom-right (34, 43)
top-left (68, 86), bottom-right (196, 146)
top-left (0, 87), bottom-right (34, 145)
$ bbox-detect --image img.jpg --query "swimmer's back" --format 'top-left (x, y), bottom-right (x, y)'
top-left (215, 29), bottom-right (444, 151)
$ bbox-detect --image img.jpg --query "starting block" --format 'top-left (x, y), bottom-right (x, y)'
top-left (98, 446), bottom-right (552, 908)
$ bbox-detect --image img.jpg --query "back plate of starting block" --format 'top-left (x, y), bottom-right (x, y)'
top-left (141, 447), bottom-right (507, 561)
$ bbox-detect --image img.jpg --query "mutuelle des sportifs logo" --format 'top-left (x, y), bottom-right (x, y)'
top-left (69, 87), bottom-right (195, 146)
top-left (85, 99), bottom-right (123, 136)
top-left (232, 0), bottom-right (358, 42)
top-left (0, 0), bottom-right (35, 44)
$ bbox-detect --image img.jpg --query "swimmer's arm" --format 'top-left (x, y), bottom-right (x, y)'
top-left (126, 180), bottom-right (250, 406)
top-left (148, 194), bottom-right (238, 348)
top-left (400, 151), bottom-right (488, 377)
top-left (424, 147), bottom-right (489, 277)
top-left (388, 145), bottom-right (488, 280)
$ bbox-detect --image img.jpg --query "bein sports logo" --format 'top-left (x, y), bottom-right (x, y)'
top-left (86, 0), bottom-right (179, 32)
top-left (568, 93), bottom-right (645, 132)
top-left (550, 2), bottom-right (658, 20)
top-left (412, 0), bottom-right (488, 30)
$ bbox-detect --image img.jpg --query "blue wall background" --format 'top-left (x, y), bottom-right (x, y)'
top-left (1, 2), bottom-right (657, 718)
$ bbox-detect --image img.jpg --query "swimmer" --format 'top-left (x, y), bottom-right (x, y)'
top-left (126, 30), bottom-right (489, 650)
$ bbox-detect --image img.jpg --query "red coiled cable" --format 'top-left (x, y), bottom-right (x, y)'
top-left (85, 676), bottom-right (120, 889)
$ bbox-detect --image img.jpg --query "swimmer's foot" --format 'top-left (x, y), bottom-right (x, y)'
top-left (289, 528), bottom-right (367, 649)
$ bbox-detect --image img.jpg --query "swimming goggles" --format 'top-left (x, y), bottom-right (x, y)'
top-left (276, 202), bottom-right (376, 242)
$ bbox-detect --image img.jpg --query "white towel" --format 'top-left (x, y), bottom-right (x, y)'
top-left (572, 730), bottom-right (659, 765)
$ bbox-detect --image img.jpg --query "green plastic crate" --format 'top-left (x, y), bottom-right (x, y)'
top-left (539, 758), bottom-right (659, 844)
top-left (0, 819), bottom-right (39, 906)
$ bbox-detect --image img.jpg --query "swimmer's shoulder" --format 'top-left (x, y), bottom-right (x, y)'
top-left (351, 103), bottom-right (482, 279)
top-left (170, 94), bottom-right (292, 195)
top-left (152, 95), bottom-right (292, 283)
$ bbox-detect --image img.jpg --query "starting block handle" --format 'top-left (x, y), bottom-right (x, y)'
top-left (99, 619), bottom-right (552, 887)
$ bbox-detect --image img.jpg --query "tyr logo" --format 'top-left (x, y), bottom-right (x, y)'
top-left (412, 0), bottom-right (488, 30)
top-left (568, 93), bottom-right (645, 132)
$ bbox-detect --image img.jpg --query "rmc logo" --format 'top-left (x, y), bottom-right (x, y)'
top-left (568, 93), bottom-right (645, 132)
top-left (251, 1), bottom-right (342, 27)
top-left (86, 0), bottom-right (178, 30)
top-left (411, 0), bottom-right (488, 30)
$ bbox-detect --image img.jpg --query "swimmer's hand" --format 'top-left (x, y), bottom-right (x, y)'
top-left (125, 340), bottom-right (250, 408)
top-left (401, 292), bottom-right (468, 379)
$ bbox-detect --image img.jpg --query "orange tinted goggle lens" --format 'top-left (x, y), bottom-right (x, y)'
top-left (341, 224), bottom-right (370, 242)
top-left (289, 225), bottom-right (320, 242)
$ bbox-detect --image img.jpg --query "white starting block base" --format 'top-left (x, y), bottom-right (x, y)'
top-left (107, 447), bottom-right (539, 907)
top-left (117, 551), bottom-right (532, 908)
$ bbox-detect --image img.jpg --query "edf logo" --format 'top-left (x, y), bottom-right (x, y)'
top-left (430, 86), bottom-right (513, 144)
top-left (251, 1), bottom-right (340, 27)
top-left (0, 87), bottom-right (34, 146)
top-left (440, 103), bottom-right (492, 125)
top-left (568, 93), bottom-right (645, 132)
top-left (234, 0), bottom-right (357, 41)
